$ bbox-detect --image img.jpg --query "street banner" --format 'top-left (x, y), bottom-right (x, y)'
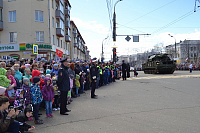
top-left (56, 49), bottom-right (63, 57)
top-left (33, 44), bottom-right (38, 54)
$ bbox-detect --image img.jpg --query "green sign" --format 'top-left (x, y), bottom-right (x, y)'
top-left (26, 43), bottom-right (52, 50)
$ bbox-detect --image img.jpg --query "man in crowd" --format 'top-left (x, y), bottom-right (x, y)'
top-left (0, 96), bottom-right (20, 133)
top-left (57, 58), bottom-right (71, 115)
top-left (122, 60), bottom-right (127, 80)
top-left (90, 60), bottom-right (98, 99)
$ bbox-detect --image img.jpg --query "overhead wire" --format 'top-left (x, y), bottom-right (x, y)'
top-left (106, 0), bottom-right (113, 32)
top-left (121, 0), bottom-right (178, 26)
top-left (151, 8), bottom-right (200, 34)
top-left (117, 23), bottom-right (148, 34)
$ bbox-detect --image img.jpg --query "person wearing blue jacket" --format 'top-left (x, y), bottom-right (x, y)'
top-left (31, 77), bottom-right (43, 124)
top-left (51, 64), bottom-right (59, 76)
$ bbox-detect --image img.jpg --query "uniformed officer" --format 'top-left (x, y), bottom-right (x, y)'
top-left (90, 60), bottom-right (98, 99)
top-left (122, 60), bottom-right (127, 80)
top-left (57, 57), bottom-right (71, 115)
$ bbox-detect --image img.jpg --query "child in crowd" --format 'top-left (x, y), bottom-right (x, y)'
top-left (134, 70), bottom-right (138, 77)
top-left (31, 77), bottom-right (43, 124)
top-left (16, 104), bottom-right (35, 133)
top-left (52, 77), bottom-right (60, 111)
top-left (75, 74), bottom-right (80, 97)
top-left (51, 72), bottom-right (56, 79)
top-left (22, 78), bottom-right (33, 121)
top-left (46, 69), bottom-right (51, 75)
top-left (0, 68), bottom-right (11, 91)
top-left (80, 72), bottom-right (86, 94)
top-left (42, 77), bottom-right (54, 117)
top-left (22, 78), bottom-right (32, 106)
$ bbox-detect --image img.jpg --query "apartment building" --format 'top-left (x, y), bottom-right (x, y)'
top-left (0, 0), bottom-right (72, 61)
top-left (70, 21), bottom-right (88, 61)
top-left (166, 40), bottom-right (200, 63)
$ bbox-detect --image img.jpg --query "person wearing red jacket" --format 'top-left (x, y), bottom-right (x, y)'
top-left (30, 70), bottom-right (44, 90)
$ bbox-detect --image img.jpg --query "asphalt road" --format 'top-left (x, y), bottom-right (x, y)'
top-left (30, 71), bottom-right (200, 133)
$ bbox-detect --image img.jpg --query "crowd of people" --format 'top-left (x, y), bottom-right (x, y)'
top-left (0, 58), bottom-right (131, 133)
top-left (176, 63), bottom-right (200, 71)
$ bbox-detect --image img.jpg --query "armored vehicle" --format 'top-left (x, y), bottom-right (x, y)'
top-left (142, 54), bottom-right (176, 74)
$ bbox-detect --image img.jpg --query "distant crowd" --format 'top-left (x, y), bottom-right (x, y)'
top-left (176, 63), bottom-right (200, 70)
top-left (0, 58), bottom-right (132, 133)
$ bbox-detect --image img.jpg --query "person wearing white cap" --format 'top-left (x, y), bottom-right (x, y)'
top-left (90, 60), bottom-right (98, 99)
top-left (57, 57), bottom-right (71, 115)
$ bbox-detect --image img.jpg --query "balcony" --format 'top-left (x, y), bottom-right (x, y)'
top-left (56, 28), bottom-right (64, 37)
top-left (65, 35), bottom-right (71, 42)
top-left (55, 10), bottom-right (64, 21)
top-left (55, 0), bottom-right (64, 5)
top-left (64, 9), bottom-right (70, 16)
top-left (0, 0), bottom-right (3, 9)
top-left (65, 21), bottom-right (70, 28)
top-left (0, 21), bottom-right (3, 31)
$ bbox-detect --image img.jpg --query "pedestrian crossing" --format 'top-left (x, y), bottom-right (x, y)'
top-left (128, 74), bottom-right (200, 80)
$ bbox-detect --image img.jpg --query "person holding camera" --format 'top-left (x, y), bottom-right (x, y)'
top-left (0, 96), bottom-right (20, 133)
top-left (15, 104), bottom-right (35, 133)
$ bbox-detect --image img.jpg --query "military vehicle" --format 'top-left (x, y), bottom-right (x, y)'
top-left (142, 54), bottom-right (176, 74)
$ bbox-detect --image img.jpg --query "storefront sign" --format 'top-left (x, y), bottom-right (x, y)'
top-left (0, 44), bottom-right (19, 52)
top-left (25, 43), bottom-right (52, 50)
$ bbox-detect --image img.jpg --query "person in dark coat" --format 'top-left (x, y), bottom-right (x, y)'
top-left (75, 61), bottom-right (82, 75)
top-left (90, 60), bottom-right (98, 99)
top-left (126, 63), bottom-right (130, 78)
top-left (15, 104), bottom-right (35, 133)
top-left (122, 60), bottom-right (127, 80)
top-left (57, 58), bottom-right (71, 115)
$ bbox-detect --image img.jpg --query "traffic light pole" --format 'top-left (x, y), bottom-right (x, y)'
top-left (113, 0), bottom-right (121, 63)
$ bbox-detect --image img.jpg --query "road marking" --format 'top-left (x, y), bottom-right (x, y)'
top-left (129, 75), bottom-right (200, 80)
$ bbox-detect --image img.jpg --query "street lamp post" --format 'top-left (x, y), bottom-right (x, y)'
top-left (168, 34), bottom-right (177, 58)
top-left (113, 0), bottom-right (122, 63)
top-left (102, 36), bottom-right (108, 62)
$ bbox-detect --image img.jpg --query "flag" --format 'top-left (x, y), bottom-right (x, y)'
top-left (56, 49), bottom-right (63, 58)
top-left (185, 57), bottom-right (188, 61)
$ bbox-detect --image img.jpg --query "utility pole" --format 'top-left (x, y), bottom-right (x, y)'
top-left (113, 0), bottom-right (122, 63)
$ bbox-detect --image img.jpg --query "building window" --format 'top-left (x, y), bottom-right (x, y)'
top-left (52, 17), bottom-right (54, 27)
top-left (191, 47), bottom-right (193, 51)
top-left (65, 43), bottom-right (67, 50)
top-left (35, 10), bottom-right (44, 22)
top-left (53, 35), bottom-right (55, 45)
top-left (36, 31), bottom-right (44, 42)
top-left (61, 40), bottom-right (62, 48)
top-left (9, 32), bottom-right (17, 43)
top-left (9, 11), bottom-right (16, 22)
top-left (57, 38), bottom-right (59, 47)
top-left (0, 9), bottom-right (2, 21)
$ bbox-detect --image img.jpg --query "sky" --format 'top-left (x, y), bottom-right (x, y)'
top-left (69, 0), bottom-right (200, 61)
